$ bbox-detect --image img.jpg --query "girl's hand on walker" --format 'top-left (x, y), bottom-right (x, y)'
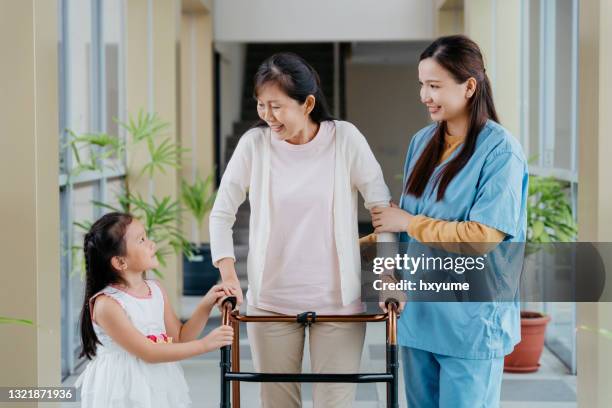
top-left (202, 284), bottom-right (236, 309)
top-left (200, 325), bottom-right (234, 353)
top-left (371, 204), bottom-right (414, 233)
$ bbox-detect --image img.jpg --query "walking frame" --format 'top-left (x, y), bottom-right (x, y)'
top-left (219, 296), bottom-right (401, 408)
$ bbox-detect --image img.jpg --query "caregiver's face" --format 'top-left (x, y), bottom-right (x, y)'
top-left (256, 82), bottom-right (313, 141)
top-left (418, 57), bottom-right (470, 122)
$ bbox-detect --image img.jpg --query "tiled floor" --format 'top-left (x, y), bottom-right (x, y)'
top-left (61, 297), bottom-right (577, 407)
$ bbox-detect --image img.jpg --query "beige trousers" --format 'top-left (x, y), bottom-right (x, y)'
top-left (246, 305), bottom-right (366, 408)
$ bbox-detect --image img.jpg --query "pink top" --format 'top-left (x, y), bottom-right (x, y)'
top-left (254, 121), bottom-right (364, 315)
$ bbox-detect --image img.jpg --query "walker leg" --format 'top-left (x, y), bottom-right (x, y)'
top-left (220, 297), bottom-right (237, 407)
top-left (386, 302), bottom-right (399, 408)
top-left (232, 318), bottom-right (240, 407)
top-left (386, 343), bottom-right (399, 408)
top-left (220, 345), bottom-right (231, 408)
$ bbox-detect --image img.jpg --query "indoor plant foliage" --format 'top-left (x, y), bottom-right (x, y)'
top-left (526, 175), bottom-right (577, 244)
top-left (181, 172), bottom-right (217, 247)
top-left (67, 111), bottom-right (193, 278)
top-left (504, 174), bottom-right (577, 373)
top-left (180, 173), bottom-right (220, 295)
top-left (0, 317), bottom-right (33, 326)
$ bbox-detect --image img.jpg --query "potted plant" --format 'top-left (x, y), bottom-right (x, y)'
top-left (504, 174), bottom-right (577, 372)
top-left (180, 173), bottom-right (219, 295)
top-left (67, 110), bottom-right (192, 278)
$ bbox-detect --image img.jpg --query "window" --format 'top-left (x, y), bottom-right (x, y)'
top-left (59, 0), bottom-right (126, 379)
top-left (520, 0), bottom-right (579, 374)
top-left (521, 0), bottom-right (578, 182)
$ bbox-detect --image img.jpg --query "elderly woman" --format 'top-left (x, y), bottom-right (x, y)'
top-left (209, 52), bottom-right (395, 407)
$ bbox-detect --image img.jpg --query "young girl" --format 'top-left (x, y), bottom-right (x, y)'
top-left (372, 35), bottom-right (528, 408)
top-left (75, 212), bottom-right (234, 408)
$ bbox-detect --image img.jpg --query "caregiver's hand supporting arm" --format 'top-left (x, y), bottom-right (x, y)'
top-left (217, 257), bottom-right (244, 307)
top-left (371, 205), bottom-right (504, 242)
top-left (371, 202), bottom-right (414, 233)
top-left (371, 204), bottom-right (505, 255)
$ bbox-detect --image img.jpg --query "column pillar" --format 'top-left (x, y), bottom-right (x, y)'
top-left (0, 0), bottom-right (61, 406)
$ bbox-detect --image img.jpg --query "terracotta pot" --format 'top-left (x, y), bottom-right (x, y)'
top-left (504, 311), bottom-right (551, 373)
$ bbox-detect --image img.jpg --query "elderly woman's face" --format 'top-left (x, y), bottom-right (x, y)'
top-left (256, 83), bottom-right (313, 142)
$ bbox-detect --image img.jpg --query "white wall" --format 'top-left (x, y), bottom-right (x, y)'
top-left (214, 42), bottom-right (245, 165)
top-left (465, 0), bottom-right (520, 138)
top-left (213, 0), bottom-right (436, 42)
top-left (345, 42), bottom-right (431, 222)
top-left (180, 13), bottom-right (215, 243)
top-left (577, 0), bottom-right (612, 404)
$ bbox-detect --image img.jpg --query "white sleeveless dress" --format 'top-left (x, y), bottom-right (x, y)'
top-left (75, 279), bottom-right (191, 408)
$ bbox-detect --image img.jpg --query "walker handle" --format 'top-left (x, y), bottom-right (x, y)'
top-left (385, 298), bottom-right (399, 345)
top-left (221, 296), bottom-right (237, 326)
top-left (384, 298), bottom-right (400, 311)
top-left (221, 296), bottom-right (237, 310)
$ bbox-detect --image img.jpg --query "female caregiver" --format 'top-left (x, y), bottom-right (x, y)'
top-left (209, 53), bottom-right (396, 407)
top-left (371, 35), bottom-right (528, 408)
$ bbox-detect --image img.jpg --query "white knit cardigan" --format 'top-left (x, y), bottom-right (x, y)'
top-left (209, 120), bottom-right (395, 306)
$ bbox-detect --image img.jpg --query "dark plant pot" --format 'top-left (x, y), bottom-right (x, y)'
top-left (182, 244), bottom-right (220, 296)
top-left (504, 311), bottom-right (551, 373)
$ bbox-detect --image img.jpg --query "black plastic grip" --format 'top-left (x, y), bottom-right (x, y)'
top-left (384, 298), bottom-right (400, 309)
top-left (222, 296), bottom-right (237, 310)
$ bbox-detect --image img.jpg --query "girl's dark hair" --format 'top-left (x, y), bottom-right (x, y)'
top-left (252, 52), bottom-right (334, 126)
top-left (79, 212), bottom-right (133, 359)
top-left (406, 35), bottom-right (499, 201)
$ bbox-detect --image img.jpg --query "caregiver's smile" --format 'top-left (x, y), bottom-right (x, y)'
top-left (426, 105), bottom-right (441, 114)
top-left (418, 57), bottom-right (473, 123)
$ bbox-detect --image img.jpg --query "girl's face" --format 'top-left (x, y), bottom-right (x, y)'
top-left (120, 219), bottom-right (158, 273)
top-left (256, 83), bottom-right (315, 142)
top-left (418, 57), bottom-right (473, 123)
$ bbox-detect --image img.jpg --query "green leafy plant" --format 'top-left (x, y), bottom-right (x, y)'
top-left (181, 173), bottom-right (217, 246)
top-left (0, 317), bottom-right (33, 325)
top-left (520, 174), bottom-right (578, 315)
top-left (579, 325), bottom-right (612, 340)
top-left (67, 130), bottom-right (125, 173)
top-left (67, 110), bottom-right (194, 278)
top-left (527, 175), bottom-right (577, 244)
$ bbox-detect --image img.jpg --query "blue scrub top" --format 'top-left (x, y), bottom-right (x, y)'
top-left (398, 120), bottom-right (528, 359)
